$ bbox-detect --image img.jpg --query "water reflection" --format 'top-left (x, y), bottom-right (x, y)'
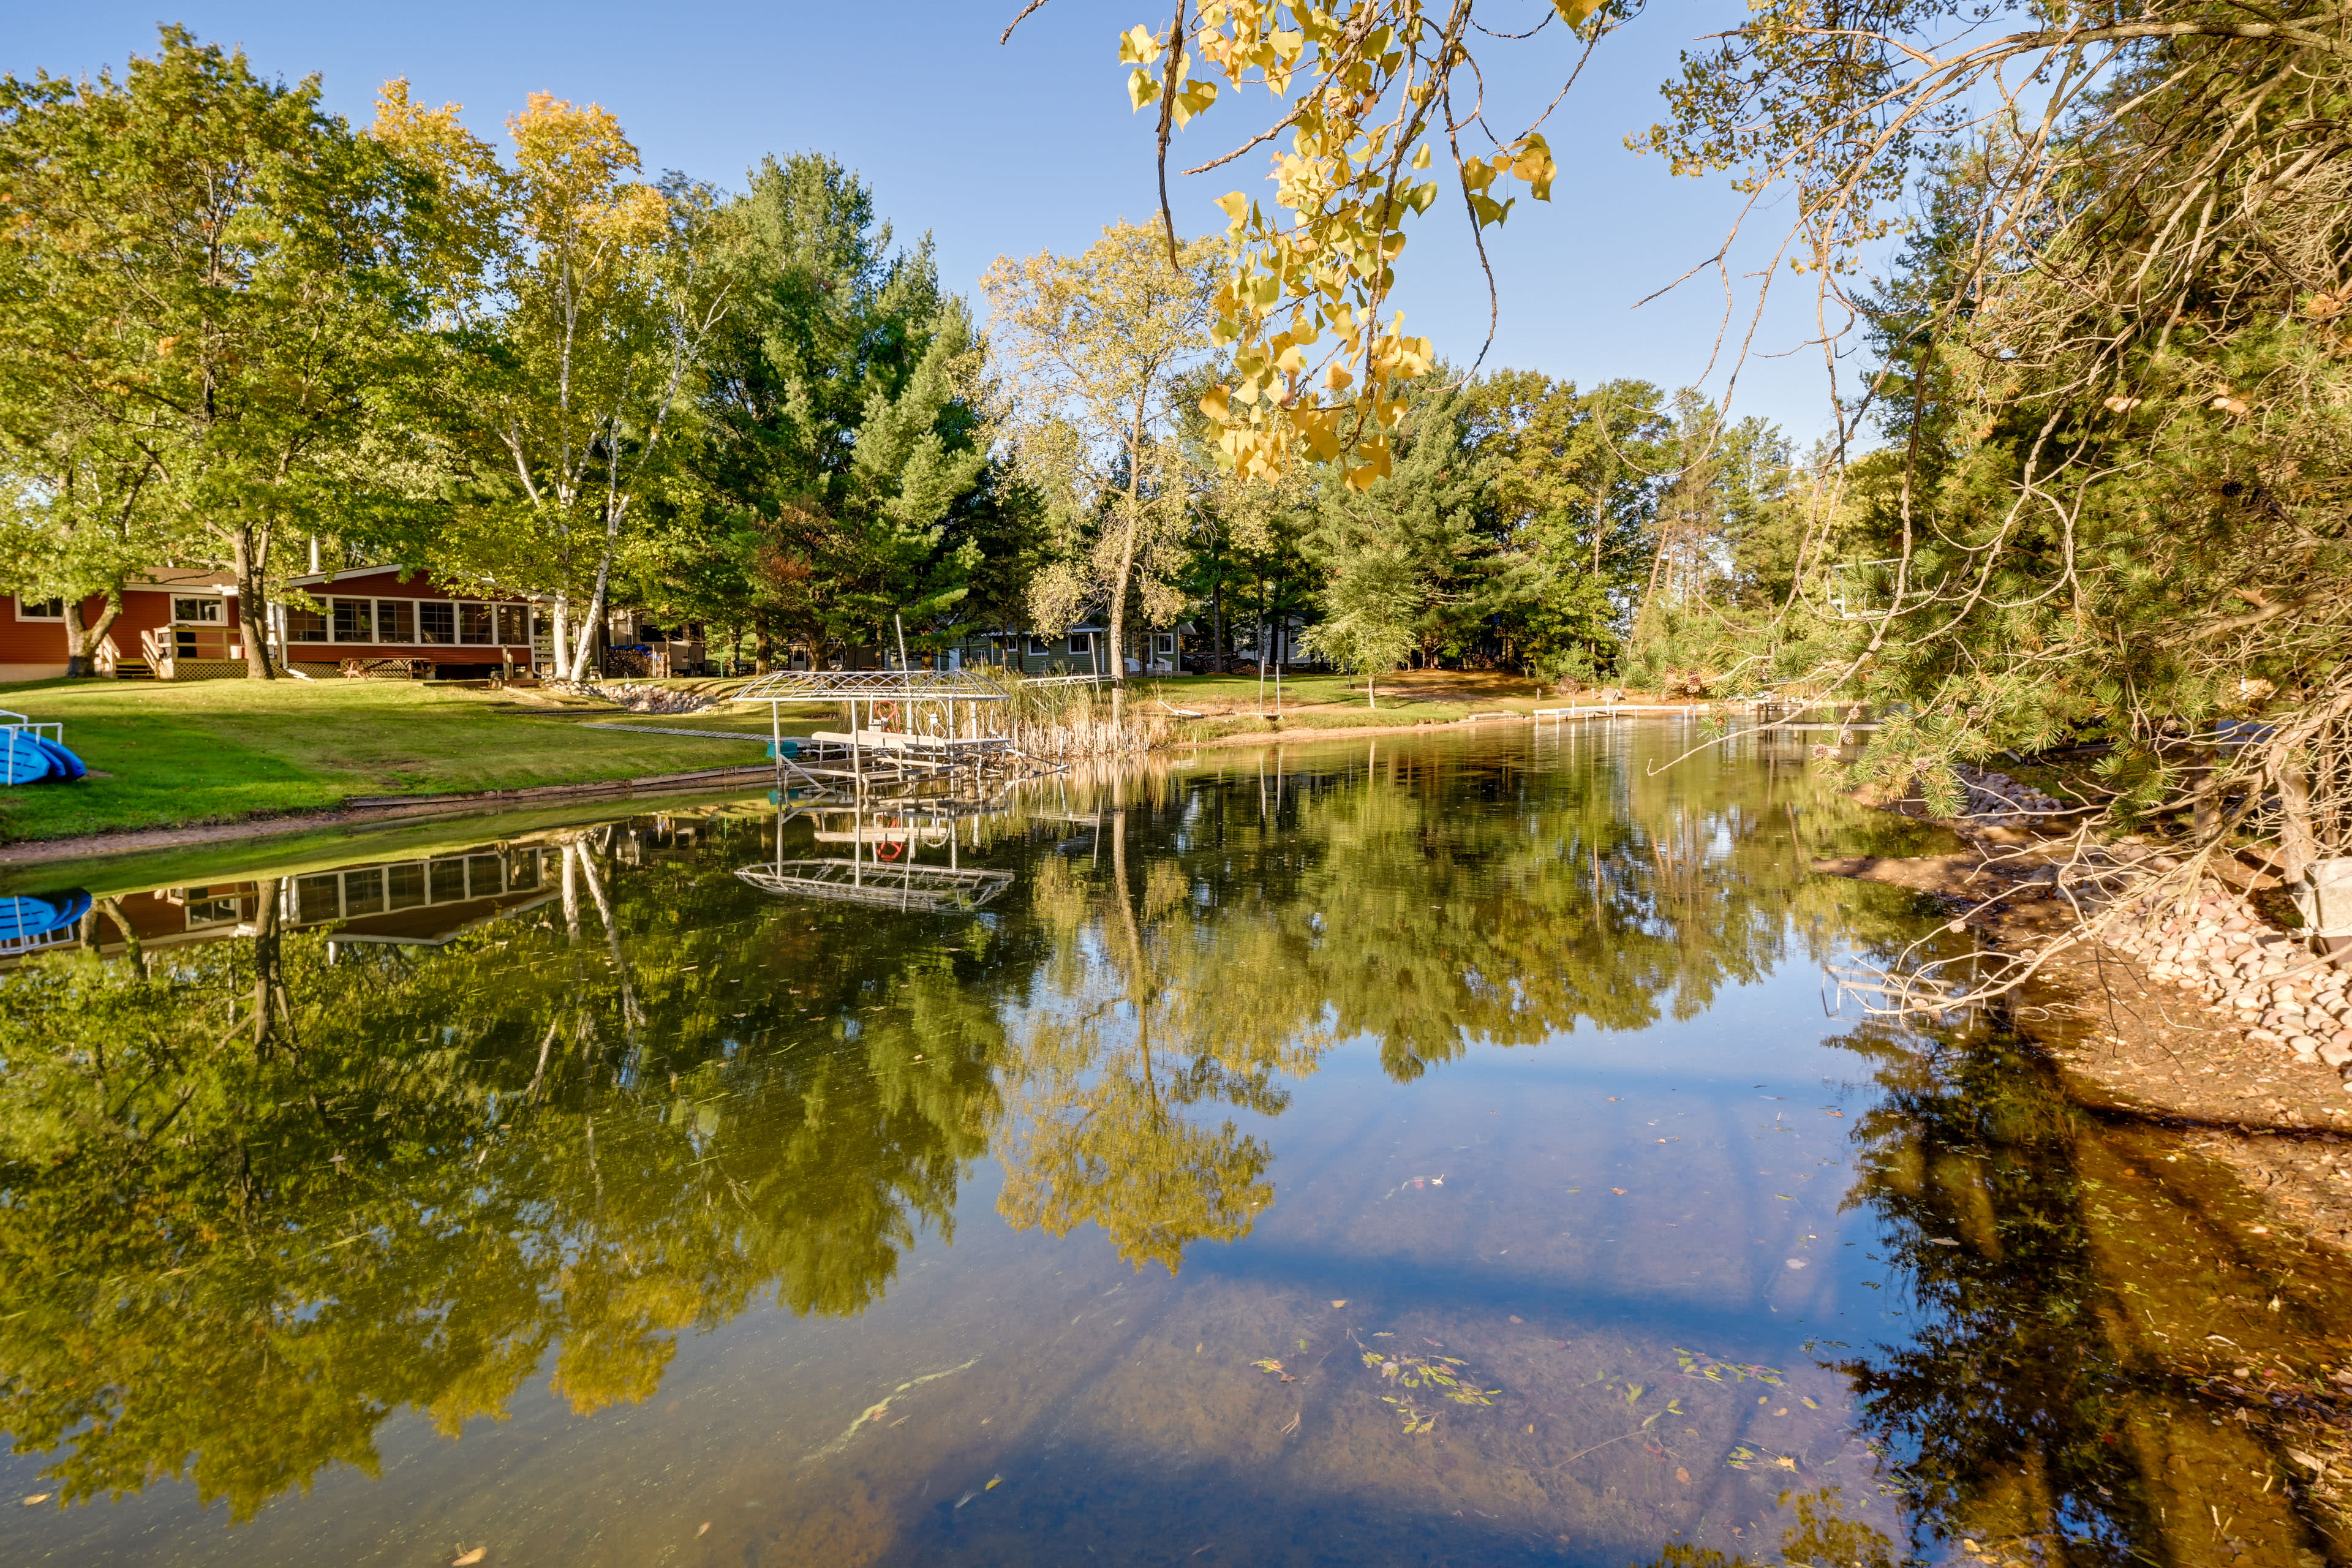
top-left (1828, 1011), bottom-right (2352, 1566)
top-left (0, 728), bottom-right (2335, 1563)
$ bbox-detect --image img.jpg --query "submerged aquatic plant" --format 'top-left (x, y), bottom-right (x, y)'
top-left (1362, 1349), bottom-right (1499, 1434)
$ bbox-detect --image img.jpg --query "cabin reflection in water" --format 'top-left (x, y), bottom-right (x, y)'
top-left (70, 843), bottom-right (561, 957)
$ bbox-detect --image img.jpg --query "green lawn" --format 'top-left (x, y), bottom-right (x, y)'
top-left (1149, 668), bottom-right (1555, 735)
top-left (0, 678), bottom-right (771, 843)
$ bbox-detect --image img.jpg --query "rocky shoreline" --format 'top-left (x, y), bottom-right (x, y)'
top-left (1823, 762), bottom-right (2352, 1252)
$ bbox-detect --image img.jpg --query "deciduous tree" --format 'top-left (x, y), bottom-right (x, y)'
top-left (984, 221), bottom-right (1219, 709)
top-left (0, 28), bottom-right (433, 677)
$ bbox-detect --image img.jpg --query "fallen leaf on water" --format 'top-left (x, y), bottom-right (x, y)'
top-left (1508, 1315), bottom-right (1523, 1324)
top-left (1676, 1467), bottom-right (1691, 1483)
top-left (1330, 1300), bottom-right (1348, 1308)
top-left (1611, 1188), bottom-right (1627, 1196)
top-left (21, 1494), bottom-right (50, 1506)
top-left (954, 1490), bottom-right (978, 1509)
top-left (453, 1551), bottom-right (487, 1567)
top-left (986, 1475), bottom-right (1002, 1490)
top-left (1800, 1395), bottom-right (1820, 1409)
top-left (696, 1523), bottom-right (711, 1537)
top-left (1773, 1455), bottom-right (1799, 1471)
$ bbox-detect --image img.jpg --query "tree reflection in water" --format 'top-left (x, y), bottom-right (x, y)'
top-left (1816, 1001), bottom-right (2352, 1566)
top-left (7, 736), bottom-right (2190, 1551)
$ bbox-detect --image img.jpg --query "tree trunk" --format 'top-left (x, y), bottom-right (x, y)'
top-left (1211, 572), bottom-right (1226, 674)
top-left (231, 523), bottom-right (277, 679)
top-left (249, 876), bottom-right (293, 1054)
top-left (62, 590), bottom-right (123, 678)
top-left (753, 614), bottom-right (775, 675)
top-left (1109, 401), bottom-right (1148, 729)
top-left (551, 594), bottom-right (573, 683)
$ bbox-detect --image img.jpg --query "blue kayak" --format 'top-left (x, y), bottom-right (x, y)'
top-left (32, 736), bottom-right (87, 780)
top-left (0, 731), bottom-right (89, 783)
top-left (0, 891), bottom-right (91, 943)
top-left (0, 732), bottom-right (51, 785)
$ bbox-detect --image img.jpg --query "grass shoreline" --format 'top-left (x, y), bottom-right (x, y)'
top-left (0, 677), bottom-right (775, 846)
top-left (0, 669), bottom-right (1643, 858)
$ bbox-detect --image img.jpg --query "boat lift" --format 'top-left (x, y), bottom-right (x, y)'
top-left (734, 795), bottom-right (1016, 914)
top-left (733, 668), bottom-right (1039, 800)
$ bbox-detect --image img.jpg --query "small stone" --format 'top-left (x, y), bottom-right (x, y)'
top-left (2321, 1043), bottom-right (2352, 1070)
top-left (2292, 1037), bottom-right (2323, 1060)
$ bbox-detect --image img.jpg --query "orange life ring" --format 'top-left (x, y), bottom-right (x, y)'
top-left (873, 700), bottom-right (899, 729)
top-left (874, 815), bottom-right (908, 861)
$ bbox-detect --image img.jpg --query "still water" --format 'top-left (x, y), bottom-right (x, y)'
top-left (0, 725), bottom-right (2342, 1566)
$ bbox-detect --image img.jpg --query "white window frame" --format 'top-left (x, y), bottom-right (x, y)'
top-left (330, 597), bottom-right (375, 643)
top-left (374, 598), bottom-right (417, 644)
top-left (14, 597), bottom-right (63, 621)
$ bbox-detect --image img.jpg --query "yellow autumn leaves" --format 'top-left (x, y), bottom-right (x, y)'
top-left (1113, 3), bottom-right (1566, 489)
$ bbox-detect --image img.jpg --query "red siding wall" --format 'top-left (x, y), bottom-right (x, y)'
top-left (0, 589), bottom-right (192, 668)
top-left (0, 596), bottom-right (76, 665)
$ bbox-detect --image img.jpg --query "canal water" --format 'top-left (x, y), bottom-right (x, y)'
top-left (0, 723), bottom-right (2342, 1566)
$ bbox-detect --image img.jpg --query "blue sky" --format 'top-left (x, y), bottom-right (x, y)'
top-left (12, 2), bottom-right (1864, 442)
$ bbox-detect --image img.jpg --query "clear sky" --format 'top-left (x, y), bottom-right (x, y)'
top-left (10, 2), bottom-right (1863, 442)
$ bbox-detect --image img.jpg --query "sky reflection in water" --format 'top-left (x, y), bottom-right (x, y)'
top-left (0, 723), bottom-right (2340, 1567)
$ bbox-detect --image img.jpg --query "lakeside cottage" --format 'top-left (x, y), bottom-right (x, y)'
top-left (1, 565), bottom-right (543, 682)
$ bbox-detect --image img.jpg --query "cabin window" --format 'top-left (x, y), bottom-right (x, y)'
top-left (506, 850), bottom-right (541, 891)
top-left (14, 597), bottom-right (62, 620)
top-left (418, 601), bottom-right (455, 644)
top-left (386, 862), bottom-right (428, 910)
top-left (429, 858), bottom-right (466, 902)
top-left (376, 599), bottom-right (415, 642)
top-left (496, 605), bottom-right (529, 643)
top-left (332, 598), bottom-right (374, 642)
top-left (342, 867), bottom-right (385, 917)
top-left (467, 853), bottom-right (503, 895)
top-left (294, 874), bottom-right (341, 924)
top-left (459, 603), bottom-right (494, 644)
top-left (1155, 634), bottom-right (1177, 655)
top-left (172, 597), bottom-right (223, 624)
top-left (184, 895), bottom-right (243, 928)
top-left (1025, 635), bottom-right (1052, 659)
top-left (285, 606), bottom-right (328, 643)
top-left (1067, 635), bottom-right (1091, 655)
